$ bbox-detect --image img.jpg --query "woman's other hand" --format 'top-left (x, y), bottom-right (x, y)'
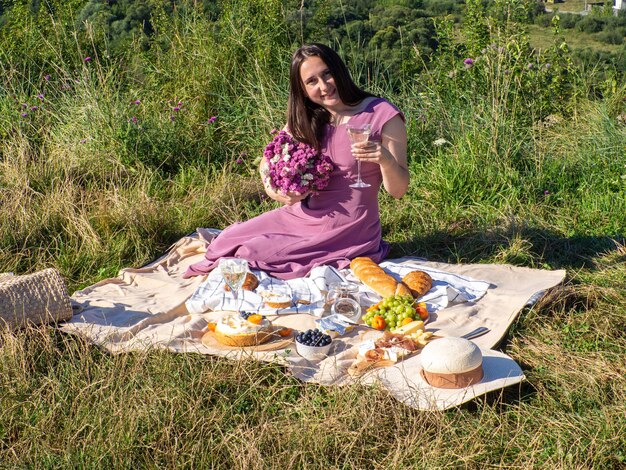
top-left (272, 190), bottom-right (310, 206)
top-left (260, 158), bottom-right (310, 205)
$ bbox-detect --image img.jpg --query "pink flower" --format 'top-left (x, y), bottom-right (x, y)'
top-left (84, 56), bottom-right (92, 62)
top-left (208, 115), bottom-right (217, 123)
top-left (263, 131), bottom-right (334, 195)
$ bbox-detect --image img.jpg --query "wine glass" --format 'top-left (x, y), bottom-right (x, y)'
top-left (219, 258), bottom-right (248, 305)
top-left (347, 123), bottom-right (372, 188)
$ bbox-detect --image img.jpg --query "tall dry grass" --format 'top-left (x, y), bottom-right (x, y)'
top-left (1, 1), bottom-right (625, 468)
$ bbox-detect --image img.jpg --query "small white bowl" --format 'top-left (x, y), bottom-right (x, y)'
top-left (295, 340), bottom-right (332, 360)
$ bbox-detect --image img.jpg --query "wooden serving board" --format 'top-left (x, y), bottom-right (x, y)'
top-left (347, 350), bottom-right (418, 377)
top-left (201, 326), bottom-right (295, 352)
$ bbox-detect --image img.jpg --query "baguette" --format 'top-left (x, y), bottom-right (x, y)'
top-left (350, 257), bottom-right (412, 298)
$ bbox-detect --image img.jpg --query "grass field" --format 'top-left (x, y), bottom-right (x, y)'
top-left (545, 0), bottom-right (587, 13)
top-left (527, 23), bottom-right (623, 51)
top-left (1, 2), bottom-right (625, 468)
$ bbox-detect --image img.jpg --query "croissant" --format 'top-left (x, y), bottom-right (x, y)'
top-left (224, 272), bottom-right (259, 292)
top-left (350, 257), bottom-right (412, 298)
top-left (402, 270), bottom-right (433, 299)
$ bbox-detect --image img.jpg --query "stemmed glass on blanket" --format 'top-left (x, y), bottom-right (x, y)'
top-left (219, 258), bottom-right (248, 306)
top-left (347, 123), bottom-right (372, 188)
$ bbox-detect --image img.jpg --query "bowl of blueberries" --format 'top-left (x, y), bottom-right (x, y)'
top-left (295, 328), bottom-right (333, 360)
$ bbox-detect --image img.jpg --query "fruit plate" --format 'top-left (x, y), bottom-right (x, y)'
top-left (201, 326), bottom-right (295, 351)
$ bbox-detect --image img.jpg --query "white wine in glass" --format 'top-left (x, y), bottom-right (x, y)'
top-left (219, 258), bottom-right (248, 304)
top-left (347, 123), bottom-right (372, 188)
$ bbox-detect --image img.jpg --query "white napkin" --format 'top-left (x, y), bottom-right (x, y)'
top-left (185, 260), bottom-right (491, 317)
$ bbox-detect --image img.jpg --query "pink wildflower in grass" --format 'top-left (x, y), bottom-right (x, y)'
top-left (30, 106), bottom-right (39, 111)
top-left (170, 115), bottom-right (175, 122)
top-left (44, 75), bottom-right (50, 81)
top-left (132, 99), bottom-right (141, 105)
top-left (208, 115), bottom-right (217, 123)
top-left (80, 138), bottom-right (87, 144)
top-left (173, 106), bottom-right (180, 112)
top-left (21, 112), bottom-right (28, 118)
top-left (263, 130), bottom-right (334, 195)
top-left (37, 93), bottom-right (44, 100)
top-left (130, 116), bottom-right (138, 124)
top-left (84, 56), bottom-right (91, 62)
top-left (464, 58), bottom-right (474, 68)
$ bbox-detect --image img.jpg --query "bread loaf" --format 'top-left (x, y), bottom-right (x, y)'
top-left (402, 270), bottom-right (432, 299)
top-left (350, 257), bottom-right (412, 298)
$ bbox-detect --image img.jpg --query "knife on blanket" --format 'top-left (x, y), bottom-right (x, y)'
top-left (348, 321), bottom-right (490, 340)
top-left (431, 326), bottom-right (490, 341)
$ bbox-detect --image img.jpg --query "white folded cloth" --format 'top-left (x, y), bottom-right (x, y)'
top-left (185, 260), bottom-right (492, 316)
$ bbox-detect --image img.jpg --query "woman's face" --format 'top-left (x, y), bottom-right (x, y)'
top-left (299, 56), bottom-right (342, 110)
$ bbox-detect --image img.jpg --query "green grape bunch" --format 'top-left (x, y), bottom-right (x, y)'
top-left (362, 295), bottom-right (428, 331)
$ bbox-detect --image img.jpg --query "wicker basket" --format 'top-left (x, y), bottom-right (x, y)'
top-left (0, 268), bottom-right (73, 330)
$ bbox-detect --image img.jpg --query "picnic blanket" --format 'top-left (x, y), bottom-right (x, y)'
top-left (62, 229), bottom-right (566, 410)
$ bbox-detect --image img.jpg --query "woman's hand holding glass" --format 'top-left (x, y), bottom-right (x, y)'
top-left (347, 123), bottom-right (372, 188)
top-left (350, 139), bottom-right (392, 169)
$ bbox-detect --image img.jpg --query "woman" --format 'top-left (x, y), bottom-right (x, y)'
top-left (183, 43), bottom-right (409, 280)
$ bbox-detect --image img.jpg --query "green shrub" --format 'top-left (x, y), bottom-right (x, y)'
top-left (597, 30), bottom-right (624, 45)
top-left (576, 16), bottom-right (605, 34)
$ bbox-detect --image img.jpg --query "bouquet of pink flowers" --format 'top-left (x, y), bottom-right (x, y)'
top-left (262, 130), bottom-right (334, 195)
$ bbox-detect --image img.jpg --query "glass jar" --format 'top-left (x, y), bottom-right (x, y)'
top-left (330, 297), bottom-right (361, 321)
top-left (325, 282), bottom-right (361, 321)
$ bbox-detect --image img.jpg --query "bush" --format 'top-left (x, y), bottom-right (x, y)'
top-left (577, 16), bottom-right (606, 34)
top-left (534, 13), bottom-right (554, 28)
top-left (597, 30), bottom-right (624, 45)
top-left (559, 13), bottom-right (583, 30)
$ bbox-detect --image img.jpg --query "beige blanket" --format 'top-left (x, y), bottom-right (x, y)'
top-left (63, 230), bottom-right (566, 410)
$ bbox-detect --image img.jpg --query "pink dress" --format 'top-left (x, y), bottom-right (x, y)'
top-left (184, 98), bottom-right (403, 280)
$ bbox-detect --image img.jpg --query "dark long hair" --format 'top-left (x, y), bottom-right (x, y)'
top-left (287, 43), bottom-right (372, 150)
